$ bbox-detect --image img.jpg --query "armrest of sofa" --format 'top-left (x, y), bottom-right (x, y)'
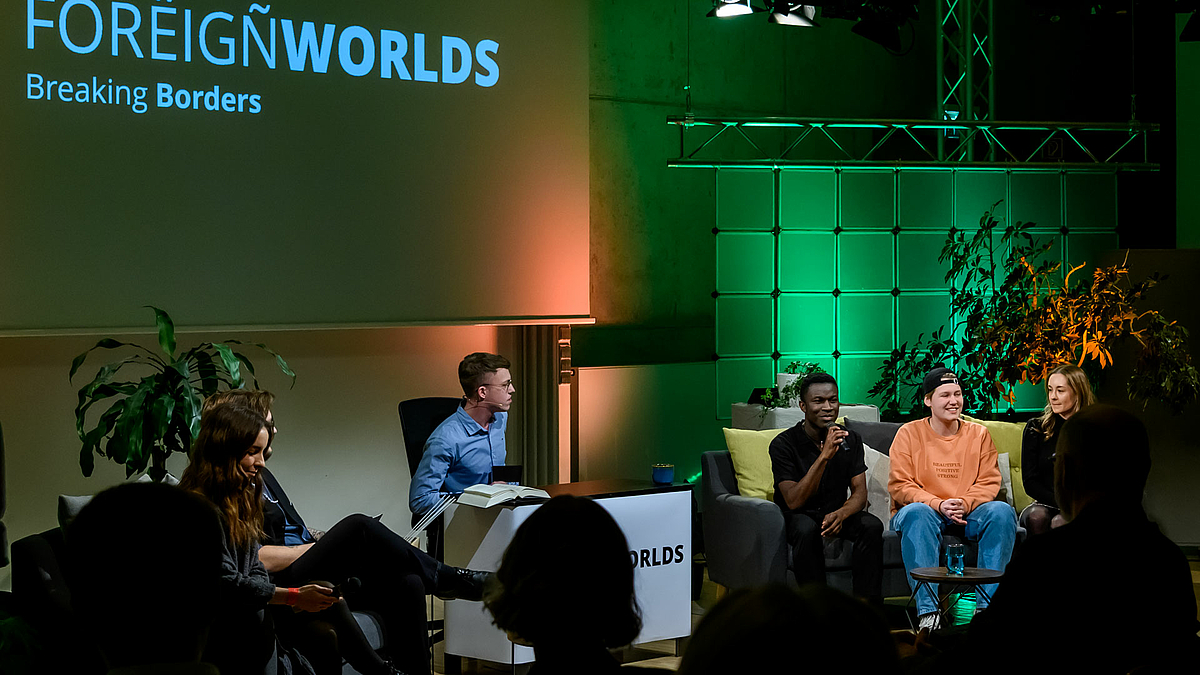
top-left (700, 451), bottom-right (788, 589)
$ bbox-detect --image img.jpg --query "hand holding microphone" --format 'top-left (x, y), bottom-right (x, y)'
top-left (821, 424), bottom-right (849, 460)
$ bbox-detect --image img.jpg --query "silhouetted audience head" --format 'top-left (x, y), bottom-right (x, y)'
top-left (1055, 403), bottom-right (1150, 521)
top-left (67, 481), bottom-right (224, 669)
top-left (484, 495), bottom-right (641, 650)
top-left (677, 584), bottom-right (899, 675)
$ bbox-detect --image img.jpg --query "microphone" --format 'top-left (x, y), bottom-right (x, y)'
top-left (828, 423), bottom-right (851, 453)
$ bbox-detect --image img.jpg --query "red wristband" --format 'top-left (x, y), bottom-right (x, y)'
top-left (286, 587), bottom-right (299, 606)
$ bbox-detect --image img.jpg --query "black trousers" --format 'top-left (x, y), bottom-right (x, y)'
top-left (273, 513), bottom-right (441, 675)
top-left (785, 510), bottom-right (884, 601)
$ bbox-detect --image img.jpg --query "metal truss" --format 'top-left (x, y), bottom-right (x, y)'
top-left (938, 0), bottom-right (994, 160)
top-left (666, 117), bottom-right (1160, 171)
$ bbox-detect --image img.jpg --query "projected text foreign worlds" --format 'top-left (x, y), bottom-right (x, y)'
top-left (24, 0), bottom-right (502, 116)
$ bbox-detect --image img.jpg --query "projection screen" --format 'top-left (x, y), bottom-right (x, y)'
top-left (0, 0), bottom-right (589, 332)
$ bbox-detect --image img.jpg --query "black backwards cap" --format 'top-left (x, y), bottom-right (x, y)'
top-left (922, 367), bottom-right (960, 396)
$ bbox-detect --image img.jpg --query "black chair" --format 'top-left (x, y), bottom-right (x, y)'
top-left (398, 396), bottom-right (463, 561)
top-left (397, 396), bottom-right (462, 655)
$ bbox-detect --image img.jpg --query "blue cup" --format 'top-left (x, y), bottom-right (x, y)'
top-left (946, 543), bottom-right (965, 575)
top-left (652, 463), bottom-right (675, 485)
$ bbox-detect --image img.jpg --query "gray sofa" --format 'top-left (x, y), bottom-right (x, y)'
top-left (700, 418), bottom-right (1024, 598)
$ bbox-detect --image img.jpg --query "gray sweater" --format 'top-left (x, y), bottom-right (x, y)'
top-left (219, 529), bottom-right (275, 607)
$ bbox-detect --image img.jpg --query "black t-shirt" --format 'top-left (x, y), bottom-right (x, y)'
top-left (769, 423), bottom-right (867, 516)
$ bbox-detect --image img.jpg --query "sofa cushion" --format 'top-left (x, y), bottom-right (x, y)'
top-left (862, 443), bottom-right (893, 529)
top-left (996, 452), bottom-right (1013, 507)
top-left (722, 427), bottom-right (785, 502)
top-left (843, 419), bottom-right (902, 455)
top-left (57, 494), bottom-right (93, 529)
top-left (963, 415), bottom-right (1032, 512)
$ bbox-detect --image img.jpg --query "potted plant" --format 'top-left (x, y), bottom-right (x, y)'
top-left (763, 361), bottom-right (827, 411)
top-left (69, 307), bottom-right (295, 481)
top-left (869, 202), bottom-right (1199, 421)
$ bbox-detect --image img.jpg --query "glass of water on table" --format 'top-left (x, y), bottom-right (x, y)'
top-left (946, 543), bottom-right (965, 575)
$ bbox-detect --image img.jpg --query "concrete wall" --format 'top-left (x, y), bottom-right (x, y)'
top-left (576, 1), bottom-right (936, 481)
top-left (1094, 249), bottom-right (1200, 545)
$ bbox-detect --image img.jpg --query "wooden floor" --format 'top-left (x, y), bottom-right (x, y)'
top-left (429, 557), bottom-right (1200, 674)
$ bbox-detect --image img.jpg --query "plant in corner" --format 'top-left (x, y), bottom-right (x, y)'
top-left (70, 306), bottom-right (296, 481)
top-left (869, 202), bottom-right (1199, 420)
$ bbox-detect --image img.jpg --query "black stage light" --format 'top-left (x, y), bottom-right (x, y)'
top-left (769, 3), bottom-right (819, 27)
top-left (707, 0), bottom-right (766, 18)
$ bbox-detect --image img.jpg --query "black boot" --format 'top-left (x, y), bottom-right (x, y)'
top-left (433, 564), bottom-right (490, 601)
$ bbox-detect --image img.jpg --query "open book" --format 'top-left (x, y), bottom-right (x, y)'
top-left (457, 483), bottom-right (550, 509)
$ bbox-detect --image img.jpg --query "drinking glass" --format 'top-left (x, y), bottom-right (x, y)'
top-left (946, 543), bottom-right (965, 575)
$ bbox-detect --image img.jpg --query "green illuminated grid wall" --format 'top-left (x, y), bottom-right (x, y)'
top-left (714, 168), bottom-right (1119, 419)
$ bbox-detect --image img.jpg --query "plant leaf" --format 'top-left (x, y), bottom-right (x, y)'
top-left (226, 340), bottom-right (297, 388)
top-left (178, 377), bottom-right (203, 441)
top-left (190, 350), bottom-right (225, 398)
top-left (75, 382), bottom-right (138, 441)
top-left (109, 383), bottom-right (152, 467)
top-left (69, 338), bottom-right (163, 381)
top-left (146, 306), bottom-right (177, 358)
top-left (212, 343), bottom-right (244, 389)
top-left (149, 393), bottom-right (176, 450)
top-left (232, 351), bottom-right (259, 389)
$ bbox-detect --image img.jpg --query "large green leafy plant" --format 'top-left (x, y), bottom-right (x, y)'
top-left (869, 203), bottom-right (1199, 420)
top-left (70, 307), bottom-right (295, 481)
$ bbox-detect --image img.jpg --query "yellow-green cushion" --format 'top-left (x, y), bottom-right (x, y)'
top-left (722, 427), bottom-right (786, 502)
top-left (963, 415), bottom-right (1032, 512)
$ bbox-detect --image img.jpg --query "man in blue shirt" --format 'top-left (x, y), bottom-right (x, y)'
top-left (409, 352), bottom-right (514, 517)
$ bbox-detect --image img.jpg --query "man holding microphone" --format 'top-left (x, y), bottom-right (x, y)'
top-left (769, 372), bottom-right (884, 605)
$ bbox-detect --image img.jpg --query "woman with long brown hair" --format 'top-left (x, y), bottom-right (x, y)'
top-left (180, 403), bottom-right (401, 675)
top-left (1020, 364), bottom-right (1097, 535)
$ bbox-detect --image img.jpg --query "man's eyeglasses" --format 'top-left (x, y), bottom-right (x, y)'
top-left (484, 380), bottom-right (514, 390)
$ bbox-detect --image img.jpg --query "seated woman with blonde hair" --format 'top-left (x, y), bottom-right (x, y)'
top-left (1020, 364), bottom-right (1096, 535)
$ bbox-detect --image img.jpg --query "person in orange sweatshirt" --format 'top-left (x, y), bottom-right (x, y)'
top-left (887, 367), bottom-right (1018, 631)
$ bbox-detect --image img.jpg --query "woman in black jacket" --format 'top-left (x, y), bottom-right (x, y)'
top-left (1020, 364), bottom-right (1096, 535)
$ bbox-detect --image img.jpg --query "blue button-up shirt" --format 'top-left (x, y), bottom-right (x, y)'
top-left (408, 406), bottom-right (507, 517)
top-left (262, 482), bottom-right (314, 546)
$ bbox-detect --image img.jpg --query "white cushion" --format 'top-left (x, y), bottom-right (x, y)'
top-left (862, 443), bottom-right (892, 529)
top-left (996, 452), bottom-right (1014, 507)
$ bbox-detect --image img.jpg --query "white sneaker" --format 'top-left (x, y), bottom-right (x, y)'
top-left (918, 612), bottom-right (942, 631)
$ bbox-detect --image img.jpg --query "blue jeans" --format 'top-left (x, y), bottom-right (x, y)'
top-left (890, 501), bottom-right (1017, 616)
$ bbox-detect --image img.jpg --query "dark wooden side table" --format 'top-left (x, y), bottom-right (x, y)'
top-left (907, 566), bottom-right (1005, 629)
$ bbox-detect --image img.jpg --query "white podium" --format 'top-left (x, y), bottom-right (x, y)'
top-left (442, 480), bottom-right (692, 666)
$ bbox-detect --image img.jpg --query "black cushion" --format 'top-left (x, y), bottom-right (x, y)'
top-left (844, 419), bottom-right (903, 455)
